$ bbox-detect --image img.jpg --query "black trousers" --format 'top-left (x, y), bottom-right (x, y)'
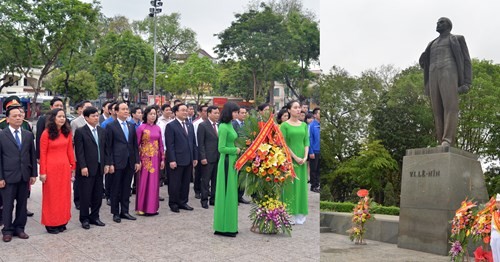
top-left (73, 174), bottom-right (80, 206)
top-left (168, 164), bottom-right (193, 208)
top-left (77, 167), bottom-right (103, 223)
top-left (105, 172), bottom-right (114, 199)
top-left (193, 163), bottom-right (201, 194)
top-left (200, 161), bottom-right (217, 204)
top-left (309, 153), bottom-right (321, 189)
top-left (1, 181), bottom-right (29, 235)
top-left (110, 166), bottom-right (134, 215)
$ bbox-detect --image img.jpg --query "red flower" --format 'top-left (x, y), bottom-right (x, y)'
top-left (474, 246), bottom-right (493, 262)
top-left (357, 189), bottom-right (369, 197)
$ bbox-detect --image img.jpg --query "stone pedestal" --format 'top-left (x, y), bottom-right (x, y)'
top-left (397, 147), bottom-right (488, 255)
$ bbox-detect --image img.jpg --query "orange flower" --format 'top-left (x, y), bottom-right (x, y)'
top-left (252, 168), bottom-right (259, 174)
top-left (484, 235), bottom-right (490, 244)
top-left (280, 177), bottom-right (285, 182)
top-left (265, 177), bottom-right (271, 182)
top-left (267, 168), bottom-right (275, 175)
top-left (357, 189), bottom-right (369, 197)
top-left (246, 139), bottom-right (251, 145)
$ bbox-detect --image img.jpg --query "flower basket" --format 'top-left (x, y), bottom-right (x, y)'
top-left (249, 196), bottom-right (292, 235)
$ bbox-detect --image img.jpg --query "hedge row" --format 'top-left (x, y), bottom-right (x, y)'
top-left (320, 201), bottom-right (400, 216)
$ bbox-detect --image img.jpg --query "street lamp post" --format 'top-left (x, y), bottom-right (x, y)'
top-left (149, 0), bottom-right (163, 103)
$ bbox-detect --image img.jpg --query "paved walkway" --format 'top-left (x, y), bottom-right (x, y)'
top-left (321, 232), bottom-right (450, 262)
top-left (0, 182), bottom-right (320, 261)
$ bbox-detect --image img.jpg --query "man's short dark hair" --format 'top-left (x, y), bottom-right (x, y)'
top-left (76, 100), bottom-right (91, 110)
top-left (50, 97), bottom-right (63, 106)
top-left (108, 101), bottom-right (117, 111)
top-left (130, 107), bottom-right (141, 115)
top-left (114, 101), bottom-right (127, 111)
top-left (312, 107), bottom-right (320, 115)
top-left (198, 104), bottom-right (208, 112)
top-left (207, 105), bottom-right (218, 114)
top-left (173, 99), bottom-right (181, 105)
top-left (161, 103), bottom-right (171, 111)
top-left (172, 103), bottom-right (186, 113)
top-left (83, 106), bottom-right (99, 117)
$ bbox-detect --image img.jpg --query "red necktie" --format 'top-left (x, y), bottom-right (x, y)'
top-left (212, 123), bottom-right (218, 137)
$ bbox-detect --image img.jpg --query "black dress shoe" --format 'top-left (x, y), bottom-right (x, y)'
top-left (201, 202), bottom-right (209, 209)
top-left (58, 225), bottom-right (67, 232)
top-left (45, 226), bottom-right (59, 234)
top-left (214, 231), bottom-right (237, 237)
top-left (26, 210), bottom-right (34, 217)
top-left (209, 201), bottom-right (215, 206)
top-left (238, 198), bottom-right (251, 204)
top-left (14, 231), bottom-right (29, 239)
top-left (82, 221), bottom-right (90, 230)
top-left (120, 213), bottom-right (137, 220)
top-left (113, 215), bottom-right (121, 223)
top-left (194, 192), bottom-right (201, 199)
top-left (170, 207), bottom-right (180, 213)
top-left (3, 234), bottom-right (12, 242)
top-left (159, 197), bottom-right (165, 201)
top-left (89, 219), bottom-right (106, 226)
top-left (179, 204), bottom-right (194, 211)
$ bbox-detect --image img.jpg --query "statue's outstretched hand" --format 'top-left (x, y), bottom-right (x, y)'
top-left (458, 85), bottom-right (470, 94)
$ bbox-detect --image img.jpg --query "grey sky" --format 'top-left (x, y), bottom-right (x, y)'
top-left (91, 0), bottom-right (319, 58)
top-left (320, 0), bottom-right (500, 76)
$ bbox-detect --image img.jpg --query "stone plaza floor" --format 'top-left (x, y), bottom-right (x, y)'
top-left (0, 181), bottom-right (320, 261)
top-left (320, 232), bottom-right (450, 262)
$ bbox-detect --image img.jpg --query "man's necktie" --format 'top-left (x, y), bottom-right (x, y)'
top-left (121, 122), bottom-right (129, 142)
top-left (92, 128), bottom-right (100, 163)
top-left (14, 130), bottom-right (21, 150)
top-left (182, 121), bottom-right (188, 135)
top-left (212, 123), bottom-right (218, 137)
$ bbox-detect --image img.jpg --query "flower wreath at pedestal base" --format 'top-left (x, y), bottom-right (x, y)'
top-left (235, 113), bottom-right (296, 236)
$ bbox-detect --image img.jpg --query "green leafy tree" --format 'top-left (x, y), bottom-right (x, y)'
top-left (93, 30), bottom-right (153, 100)
top-left (134, 13), bottom-right (198, 65)
top-left (45, 69), bottom-right (98, 103)
top-left (215, 4), bottom-right (288, 103)
top-left (177, 54), bottom-right (219, 105)
top-left (333, 140), bottom-right (399, 204)
top-left (0, 0), bottom-right (99, 116)
top-left (457, 59), bottom-right (500, 160)
top-left (217, 60), bottom-right (254, 100)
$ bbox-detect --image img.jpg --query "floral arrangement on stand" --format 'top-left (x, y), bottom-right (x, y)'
top-left (347, 189), bottom-right (374, 244)
top-left (449, 199), bottom-right (477, 261)
top-left (249, 195), bottom-right (293, 235)
top-left (448, 196), bottom-right (497, 262)
top-left (235, 113), bottom-right (296, 235)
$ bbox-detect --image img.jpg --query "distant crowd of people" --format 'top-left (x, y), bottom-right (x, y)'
top-left (0, 95), bottom-right (320, 241)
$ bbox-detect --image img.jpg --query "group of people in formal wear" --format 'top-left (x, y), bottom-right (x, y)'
top-left (0, 94), bottom-right (320, 242)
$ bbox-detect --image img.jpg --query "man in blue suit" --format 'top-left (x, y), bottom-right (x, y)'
top-left (0, 104), bottom-right (37, 242)
top-left (165, 103), bottom-right (198, 213)
top-left (105, 102), bottom-right (140, 223)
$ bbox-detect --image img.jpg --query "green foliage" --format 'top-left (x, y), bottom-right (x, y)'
top-left (457, 59), bottom-right (500, 161)
top-left (45, 69), bottom-right (98, 102)
top-left (134, 13), bottom-right (198, 65)
top-left (93, 30), bottom-right (153, 99)
top-left (177, 54), bottom-right (219, 105)
top-left (0, 0), bottom-right (99, 116)
top-left (320, 201), bottom-right (400, 215)
top-left (215, 3), bottom-right (319, 103)
top-left (484, 166), bottom-right (500, 196)
top-left (320, 184), bottom-right (333, 202)
top-left (319, 201), bottom-right (355, 213)
top-left (383, 182), bottom-right (397, 206)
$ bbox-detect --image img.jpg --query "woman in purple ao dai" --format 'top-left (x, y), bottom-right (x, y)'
top-left (135, 106), bottom-right (165, 215)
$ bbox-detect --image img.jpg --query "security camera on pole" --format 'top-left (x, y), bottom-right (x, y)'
top-left (149, 0), bottom-right (163, 103)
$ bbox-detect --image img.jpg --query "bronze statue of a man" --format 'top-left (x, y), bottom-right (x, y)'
top-left (419, 17), bottom-right (472, 147)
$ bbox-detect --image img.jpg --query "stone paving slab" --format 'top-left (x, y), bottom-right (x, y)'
top-left (0, 180), bottom-right (319, 261)
top-left (320, 232), bottom-right (450, 262)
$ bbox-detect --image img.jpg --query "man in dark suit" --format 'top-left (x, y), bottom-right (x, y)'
top-left (232, 107), bottom-right (250, 204)
top-left (74, 107), bottom-right (108, 229)
top-left (197, 106), bottom-right (220, 209)
top-left (419, 17), bottom-right (472, 147)
top-left (0, 105), bottom-right (37, 242)
top-left (105, 102), bottom-right (140, 223)
top-left (165, 103), bottom-right (198, 213)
